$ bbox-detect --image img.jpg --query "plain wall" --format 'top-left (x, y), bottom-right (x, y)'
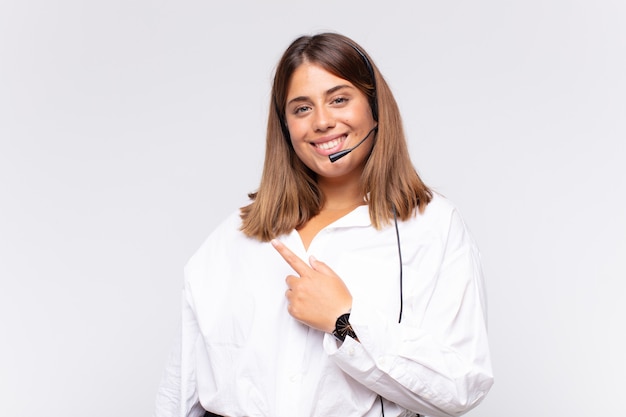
top-left (1, 1), bottom-right (624, 416)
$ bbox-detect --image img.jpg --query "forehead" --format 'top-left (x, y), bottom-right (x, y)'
top-left (286, 62), bottom-right (354, 98)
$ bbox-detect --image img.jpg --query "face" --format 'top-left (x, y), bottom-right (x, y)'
top-left (284, 62), bottom-right (377, 181)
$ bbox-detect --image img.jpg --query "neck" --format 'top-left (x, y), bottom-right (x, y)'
top-left (317, 176), bottom-right (364, 211)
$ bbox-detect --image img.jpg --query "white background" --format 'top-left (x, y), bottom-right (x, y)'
top-left (1, 1), bottom-right (624, 416)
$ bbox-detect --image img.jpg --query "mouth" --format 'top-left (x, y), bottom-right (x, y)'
top-left (312, 135), bottom-right (347, 152)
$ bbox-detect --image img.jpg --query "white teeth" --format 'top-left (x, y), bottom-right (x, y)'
top-left (315, 136), bottom-right (345, 150)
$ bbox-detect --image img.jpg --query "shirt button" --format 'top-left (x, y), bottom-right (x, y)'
top-left (348, 347), bottom-right (355, 355)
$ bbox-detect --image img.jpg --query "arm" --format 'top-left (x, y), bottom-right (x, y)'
top-left (154, 284), bottom-right (206, 417)
top-left (326, 209), bottom-right (493, 417)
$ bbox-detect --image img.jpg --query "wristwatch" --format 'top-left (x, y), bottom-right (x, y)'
top-left (332, 312), bottom-right (358, 342)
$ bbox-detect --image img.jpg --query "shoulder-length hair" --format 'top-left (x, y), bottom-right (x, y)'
top-left (240, 32), bottom-right (431, 241)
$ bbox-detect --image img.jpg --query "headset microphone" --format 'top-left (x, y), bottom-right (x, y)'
top-left (328, 125), bottom-right (378, 163)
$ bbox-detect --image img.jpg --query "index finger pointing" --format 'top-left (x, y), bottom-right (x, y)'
top-left (271, 239), bottom-right (311, 276)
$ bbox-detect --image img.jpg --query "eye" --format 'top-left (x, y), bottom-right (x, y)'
top-left (293, 105), bottom-right (311, 115)
top-left (332, 97), bottom-right (348, 105)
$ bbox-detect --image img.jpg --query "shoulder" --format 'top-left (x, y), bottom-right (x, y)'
top-left (403, 192), bottom-right (478, 248)
top-left (424, 192), bottom-right (480, 251)
top-left (184, 207), bottom-right (247, 274)
top-left (408, 191), bottom-right (460, 229)
top-left (423, 192), bottom-right (458, 217)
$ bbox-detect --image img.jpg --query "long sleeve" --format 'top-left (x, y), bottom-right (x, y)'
top-left (325, 207), bottom-right (493, 417)
top-left (154, 284), bottom-right (206, 417)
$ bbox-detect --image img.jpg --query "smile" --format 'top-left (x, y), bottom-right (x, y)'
top-left (314, 135), bottom-right (347, 151)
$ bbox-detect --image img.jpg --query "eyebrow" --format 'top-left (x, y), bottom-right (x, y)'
top-left (286, 84), bottom-right (353, 107)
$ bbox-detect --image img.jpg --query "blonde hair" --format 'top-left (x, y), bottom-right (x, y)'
top-left (240, 33), bottom-right (431, 241)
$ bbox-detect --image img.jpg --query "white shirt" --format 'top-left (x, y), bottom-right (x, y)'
top-left (155, 194), bottom-right (493, 417)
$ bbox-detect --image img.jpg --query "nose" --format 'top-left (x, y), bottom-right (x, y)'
top-left (312, 106), bottom-right (335, 132)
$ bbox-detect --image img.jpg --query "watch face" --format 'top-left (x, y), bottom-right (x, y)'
top-left (333, 313), bottom-right (356, 342)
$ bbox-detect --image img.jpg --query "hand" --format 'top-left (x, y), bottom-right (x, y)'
top-left (271, 239), bottom-right (352, 333)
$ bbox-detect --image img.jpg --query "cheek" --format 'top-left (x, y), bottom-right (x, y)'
top-left (287, 121), bottom-right (307, 142)
top-left (288, 133), bottom-right (306, 156)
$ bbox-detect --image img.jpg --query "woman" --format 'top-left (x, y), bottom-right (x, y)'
top-left (155, 32), bottom-right (493, 417)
